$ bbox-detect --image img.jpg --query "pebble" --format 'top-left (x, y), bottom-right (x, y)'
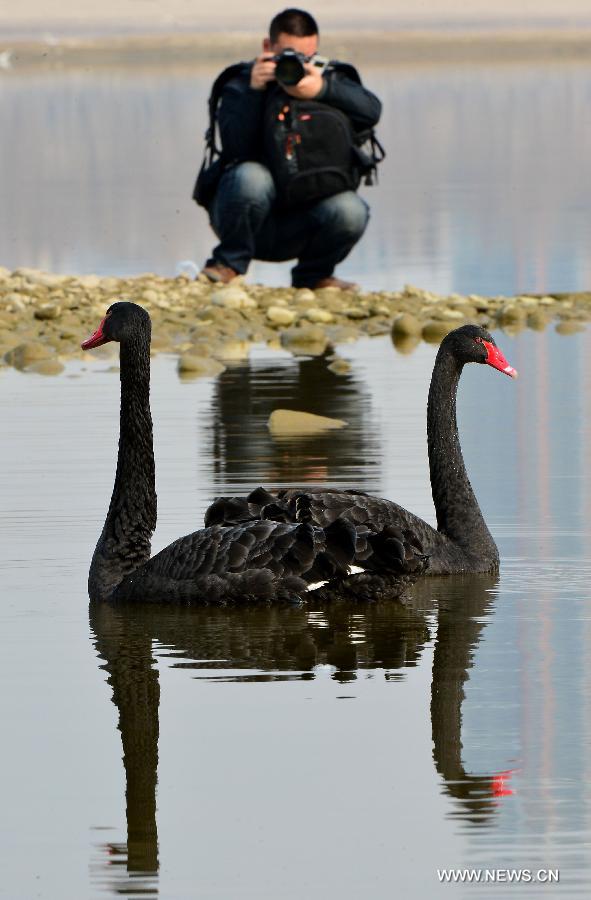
top-left (328, 357), bottom-right (351, 375)
top-left (293, 288), bottom-right (316, 304)
top-left (422, 320), bottom-right (454, 343)
top-left (34, 303), bottom-right (62, 320)
top-left (303, 307), bottom-right (334, 324)
top-left (211, 285), bottom-right (256, 310)
top-left (177, 354), bottom-right (226, 377)
top-left (343, 306), bottom-right (370, 319)
top-left (266, 306), bottom-right (297, 326)
top-left (392, 313), bottom-right (422, 337)
top-left (213, 340), bottom-right (251, 361)
top-left (280, 325), bottom-right (329, 356)
top-left (268, 409), bottom-right (348, 435)
top-left (4, 341), bottom-right (53, 369)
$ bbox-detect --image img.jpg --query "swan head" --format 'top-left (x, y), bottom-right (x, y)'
top-left (81, 302), bottom-right (151, 350)
top-left (441, 324), bottom-right (518, 378)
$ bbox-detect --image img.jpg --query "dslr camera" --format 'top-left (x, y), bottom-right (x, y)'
top-left (273, 49), bottom-right (328, 87)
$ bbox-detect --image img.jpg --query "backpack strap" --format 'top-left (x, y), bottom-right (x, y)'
top-left (327, 60), bottom-right (386, 184)
top-left (204, 62), bottom-right (251, 158)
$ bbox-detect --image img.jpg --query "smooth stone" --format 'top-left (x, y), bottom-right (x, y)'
top-left (343, 306), bottom-right (370, 319)
top-left (211, 286), bottom-right (256, 310)
top-left (433, 307), bottom-right (465, 321)
top-left (327, 357), bottom-right (351, 375)
top-left (186, 342), bottom-right (213, 358)
top-left (266, 306), bottom-right (297, 326)
top-left (303, 307), bottom-right (334, 324)
top-left (177, 354), bottom-right (226, 377)
top-left (422, 320), bottom-right (454, 343)
top-left (280, 325), bottom-right (329, 356)
top-left (213, 340), bottom-right (251, 361)
top-left (392, 313), bottom-right (422, 337)
top-left (34, 303), bottom-right (62, 320)
top-left (498, 304), bottom-right (527, 325)
top-left (4, 341), bottom-right (53, 369)
top-left (268, 409), bottom-right (348, 436)
top-left (293, 288), bottom-right (316, 303)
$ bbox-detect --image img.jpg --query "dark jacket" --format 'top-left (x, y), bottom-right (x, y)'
top-left (218, 62), bottom-right (382, 164)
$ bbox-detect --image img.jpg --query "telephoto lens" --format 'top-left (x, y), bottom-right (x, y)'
top-left (274, 49), bottom-right (306, 86)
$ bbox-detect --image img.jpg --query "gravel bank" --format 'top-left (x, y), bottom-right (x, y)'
top-left (1, 267), bottom-right (588, 376)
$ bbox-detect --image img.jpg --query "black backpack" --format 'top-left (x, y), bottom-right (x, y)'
top-left (192, 61), bottom-right (385, 210)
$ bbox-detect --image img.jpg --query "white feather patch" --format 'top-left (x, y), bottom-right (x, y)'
top-left (306, 564), bottom-right (365, 592)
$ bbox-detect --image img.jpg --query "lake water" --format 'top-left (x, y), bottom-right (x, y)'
top-left (2, 58), bottom-right (591, 898)
top-left (1, 60), bottom-right (591, 294)
top-left (1, 325), bottom-right (591, 898)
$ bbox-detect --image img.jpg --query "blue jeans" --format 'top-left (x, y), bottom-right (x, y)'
top-left (207, 161), bottom-right (369, 287)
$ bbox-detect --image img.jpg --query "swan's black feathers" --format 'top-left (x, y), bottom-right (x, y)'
top-left (113, 518), bottom-right (370, 605)
top-left (205, 486), bottom-right (440, 568)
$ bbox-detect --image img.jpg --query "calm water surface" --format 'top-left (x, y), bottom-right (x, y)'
top-left (1, 61), bottom-right (591, 293)
top-left (1, 327), bottom-right (591, 898)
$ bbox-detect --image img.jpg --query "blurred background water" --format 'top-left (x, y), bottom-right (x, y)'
top-left (2, 327), bottom-right (591, 898)
top-left (1, 60), bottom-right (590, 294)
top-left (1, 43), bottom-right (591, 900)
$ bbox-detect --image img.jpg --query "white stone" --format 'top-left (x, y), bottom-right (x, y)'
top-left (304, 307), bottom-right (334, 324)
top-left (211, 286), bottom-right (253, 310)
top-left (266, 306), bottom-right (296, 326)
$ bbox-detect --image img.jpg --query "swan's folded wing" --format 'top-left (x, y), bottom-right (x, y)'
top-left (115, 516), bottom-right (427, 605)
top-left (116, 519), bottom-right (364, 602)
top-left (205, 487), bottom-right (439, 549)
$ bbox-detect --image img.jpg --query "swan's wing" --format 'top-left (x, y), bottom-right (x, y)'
top-left (116, 517), bottom-right (428, 605)
top-left (205, 486), bottom-right (439, 554)
top-left (117, 518), bottom-right (354, 603)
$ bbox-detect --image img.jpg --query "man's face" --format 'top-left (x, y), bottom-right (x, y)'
top-left (264, 31), bottom-right (319, 58)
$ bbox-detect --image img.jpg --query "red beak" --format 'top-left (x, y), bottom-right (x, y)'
top-left (81, 316), bottom-right (110, 350)
top-left (483, 340), bottom-right (518, 378)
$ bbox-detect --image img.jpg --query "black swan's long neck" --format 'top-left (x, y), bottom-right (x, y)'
top-left (427, 348), bottom-right (498, 567)
top-left (89, 334), bottom-right (156, 602)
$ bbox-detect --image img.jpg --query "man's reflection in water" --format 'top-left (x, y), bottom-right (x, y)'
top-left (89, 575), bottom-right (506, 893)
top-left (208, 352), bottom-right (381, 490)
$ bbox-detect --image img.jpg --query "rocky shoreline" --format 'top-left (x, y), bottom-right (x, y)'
top-left (0, 267), bottom-right (589, 377)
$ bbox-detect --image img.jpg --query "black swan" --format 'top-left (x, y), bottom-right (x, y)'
top-left (205, 324), bottom-right (517, 575)
top-left (82, 302), bottom-right (426, 604)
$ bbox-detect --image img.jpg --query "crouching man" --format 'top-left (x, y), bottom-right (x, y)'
top-left (196, 7), bottom-right (383, 290)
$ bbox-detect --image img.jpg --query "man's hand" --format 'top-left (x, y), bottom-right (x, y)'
top-left (282, 62), bottom-right (324, 100)
top-left (250, 54), bottom-right (277, 91)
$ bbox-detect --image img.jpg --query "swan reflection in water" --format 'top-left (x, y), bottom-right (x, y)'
top-left (89, 573), bottom-right (510, 895)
